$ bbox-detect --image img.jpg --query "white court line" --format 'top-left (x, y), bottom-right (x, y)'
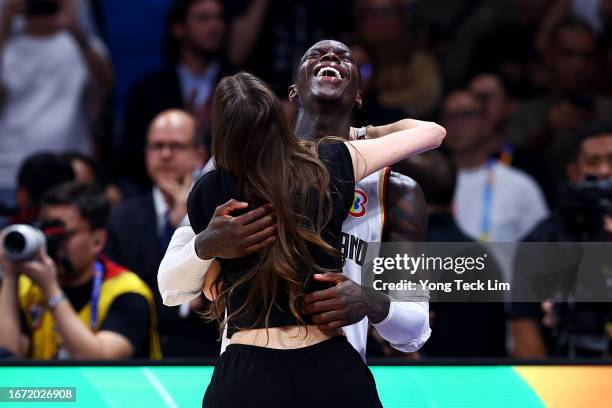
top-left (142, 367), bottom-right (179, 408)
top-left (76, 367), bottom-right (116, 408)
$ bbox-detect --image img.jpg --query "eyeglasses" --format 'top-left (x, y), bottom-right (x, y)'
top-left (40, 221), bottom-right (91, 240)
top-left (147, 142), bottom-right (194, 154)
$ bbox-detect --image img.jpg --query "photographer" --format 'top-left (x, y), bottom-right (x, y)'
top-left (511, 124), bottom-right (612, 358)
top-left (0, 182), bottom-right (161, 360)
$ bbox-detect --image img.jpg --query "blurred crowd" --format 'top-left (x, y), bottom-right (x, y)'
top-left (0, 0), bottom-right (611, 361)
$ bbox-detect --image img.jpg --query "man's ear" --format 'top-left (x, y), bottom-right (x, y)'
top-left (92, 229), bottom-right (107, 253)
top-left (288, 85), bottom-right (298, 101)
top-left (356, 90), bottom-right (364, 110)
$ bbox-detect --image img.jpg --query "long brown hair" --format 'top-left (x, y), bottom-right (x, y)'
top-left (206, 72), bottom-right (341, 334)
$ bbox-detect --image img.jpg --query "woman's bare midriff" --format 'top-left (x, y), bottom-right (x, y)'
top-left (230, 325), bottom-right (344, 349)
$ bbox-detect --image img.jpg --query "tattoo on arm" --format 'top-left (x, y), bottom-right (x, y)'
top-left (384, 172), bottom-right (428, 242)
top-left (365, 173), bottom-right (427, 324)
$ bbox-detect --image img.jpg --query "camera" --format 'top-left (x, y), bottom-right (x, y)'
top-left (26, 0), bottom-right (60, 16)
top-left (0, 225), bottom-right (46, 262)
top-left (558, 177), bottom-right (612, 240)
top-left (553, 177), bottom-right (612, 356)
top-left (1, 220), bottom-right (70, 262)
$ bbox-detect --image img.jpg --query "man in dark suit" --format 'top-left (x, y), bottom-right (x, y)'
top-left (106, 109), bottom-right (218, 357)
top-left (121, 0), bottom-right (228, 191)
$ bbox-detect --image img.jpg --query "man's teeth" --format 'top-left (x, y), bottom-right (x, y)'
top-left (316, 67), bottom-right (341, 79)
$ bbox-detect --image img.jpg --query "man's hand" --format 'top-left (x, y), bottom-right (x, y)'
top-left (302, 273), bottom-right (390, 330)
top-left (158, 173), bottom-right (193, 228)
top-left (0, 244), bottom-right (18, 281)
top-left (195, 199), bottom-right (276, 260)
top-left (14, 249), bottom-right (59, 297)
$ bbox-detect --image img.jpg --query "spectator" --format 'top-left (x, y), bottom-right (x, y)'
top-left (468, 0), bottom-right (552, 99)
top-left (11, 152), bottom-right (75, 225)
top-left (226, 0), bottom-right (352, 97)
top-left (0, 182), bottom-right (161, 360)
top-left (410, 0), bottom-right (499, 61)
top-left (468, 73), bottom-right (517, 137)
top-left (506, 19), bottom-right (612, 184)
top-left (469, 73), bottom-right (557, 205)
top-left (64, 152), bottom-right (123, 207)
top-left (393, 150), bottom-right (507, 358)
top-left (511, 125), bottom-right (612, 358)
top-left (0, 0), bottom-right (112, 208)
top-left (354, 0), bottom-right (442, 118)
top-left (121, 0), bottom-right (226, 192)
top-left (443, 90), bottom-right (549, 242)
top-left (106, 109), bottom-right (216, 358)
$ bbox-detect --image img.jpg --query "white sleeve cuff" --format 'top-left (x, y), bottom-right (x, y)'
top-left (372, 301), bottom-right (431, 353)
top-left (158, 229), bottom-right (213, 306)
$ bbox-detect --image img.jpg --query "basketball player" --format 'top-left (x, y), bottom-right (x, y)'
top-left (158, 40), bottom-right (430, 359)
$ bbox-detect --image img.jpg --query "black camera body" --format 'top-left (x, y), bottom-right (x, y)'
top-left (558, 177), bottom-right (612, 240)
top-left (553, 177), bottom-right (612, 356)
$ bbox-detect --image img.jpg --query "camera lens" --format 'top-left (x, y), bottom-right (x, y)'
top-left (0, 224), bottom-right (46, 261)
top-left (4, 231), bottom-right (27, 255)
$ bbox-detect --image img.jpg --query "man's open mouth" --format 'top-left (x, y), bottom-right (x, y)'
top-left (312, 64), bottom-right (347, 81)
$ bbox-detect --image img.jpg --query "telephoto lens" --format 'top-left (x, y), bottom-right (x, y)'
top-left (0, 225), bottom-right (46, 262)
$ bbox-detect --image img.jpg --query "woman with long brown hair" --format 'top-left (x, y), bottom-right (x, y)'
top-left (187, 72), bottom-right (445, 407)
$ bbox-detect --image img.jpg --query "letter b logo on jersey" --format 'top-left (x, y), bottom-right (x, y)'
top-left (349, 189), bottom-right (368, 218)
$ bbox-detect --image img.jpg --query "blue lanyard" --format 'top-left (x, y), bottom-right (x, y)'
top-left (90, 261), bottom-right (104, 330)
top-left (479, 160), bottom-right (497, 242)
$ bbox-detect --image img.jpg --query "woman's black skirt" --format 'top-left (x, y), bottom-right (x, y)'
top-left (203, 335), bottom-right (383, 408)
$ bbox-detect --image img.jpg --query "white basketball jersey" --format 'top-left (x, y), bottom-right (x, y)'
top-left (340, 168), bottom-right (390, 360)
top-left (220, 168), bottom-right (390, 361)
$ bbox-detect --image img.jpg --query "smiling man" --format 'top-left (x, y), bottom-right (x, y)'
top-left (158, 39), bottom-right (432, 360)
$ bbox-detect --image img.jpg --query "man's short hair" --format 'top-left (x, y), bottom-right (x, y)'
top-left (41, 182), bottom-right (109, 230)
top-left (17, 152), bottom-right (75, 208)
top-left (570, 123), bottom-right (612, 162)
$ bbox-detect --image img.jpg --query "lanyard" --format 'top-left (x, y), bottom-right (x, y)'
top-left (89, 260), bottom-right (104, 330)
top-left (479, 160), bottom-right (497, 242)
top-left (499, 142), bottom-right (514, 165)
top-left (53, 260), bottom-right (105, 359)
